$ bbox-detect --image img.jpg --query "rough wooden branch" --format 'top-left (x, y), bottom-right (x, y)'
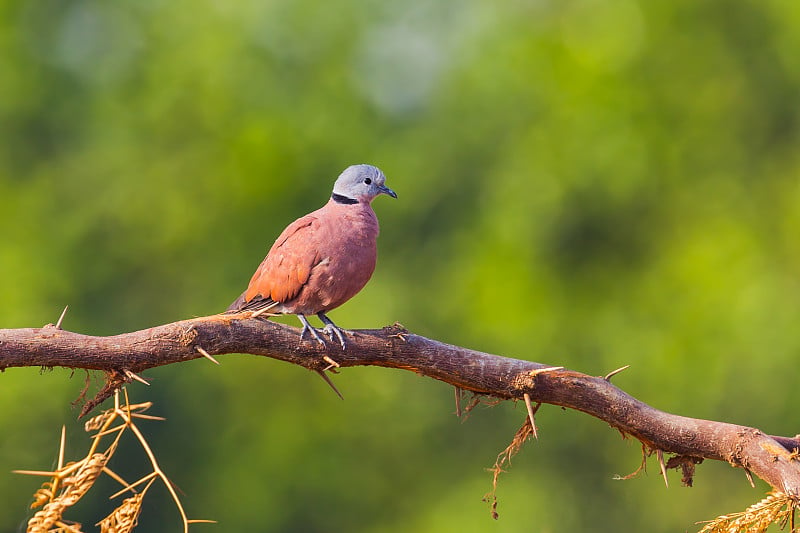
top-left (1, 313), bottom-right (799, 497)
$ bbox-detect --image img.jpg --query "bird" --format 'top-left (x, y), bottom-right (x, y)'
top-left (227, 164), bottom-right (397, 350)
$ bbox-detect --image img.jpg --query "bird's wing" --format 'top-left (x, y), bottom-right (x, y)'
top-left (242, 214), bottom-right (323, 306)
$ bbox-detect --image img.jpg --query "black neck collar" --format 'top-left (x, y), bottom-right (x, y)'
top-left (332, 193), bottom-right (358, 205)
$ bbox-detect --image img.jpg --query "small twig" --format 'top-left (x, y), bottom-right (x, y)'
top-left (55, 306), bottom-right (69, 330)
top-left (614, 443), bottom-right (648, 481)
top-left (72, 371), bottom-right (92, 408)
top-left (195, 346), bottom-right (220, 365)
top-left (522, 393), bottom-right (541, 440)
top-left (657, 449), bottom-right (669, 488)
top-left (79, 370), bottom-right (127, 418)
top-left (604, 365), bottom-right (631, 381)
top-left (454, 386), bottom-right (463, 418)
top-left (461, 394), bottom-right (483, 420)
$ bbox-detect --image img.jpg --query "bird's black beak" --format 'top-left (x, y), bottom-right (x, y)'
top-left (379, 184), bottom-right (397, 199)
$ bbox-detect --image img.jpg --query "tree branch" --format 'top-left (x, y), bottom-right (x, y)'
top-left (2, 313), bottom-right (799, 497)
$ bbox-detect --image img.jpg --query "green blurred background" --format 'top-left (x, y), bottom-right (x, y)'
top-left (2, 0), bottom-right (799, 531)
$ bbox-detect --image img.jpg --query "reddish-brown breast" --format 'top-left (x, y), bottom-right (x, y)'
top-left (242, 198), bottom-right (380, 315)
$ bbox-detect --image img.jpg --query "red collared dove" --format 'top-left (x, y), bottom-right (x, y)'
top-left (227, 164), bottom-right (397, 349)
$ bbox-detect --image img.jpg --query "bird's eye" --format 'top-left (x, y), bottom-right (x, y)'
top-left (364, 178), bottom-right (372, 185)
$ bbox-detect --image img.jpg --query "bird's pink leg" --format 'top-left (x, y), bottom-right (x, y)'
top-left (317, 313), bottom-right (348, 350)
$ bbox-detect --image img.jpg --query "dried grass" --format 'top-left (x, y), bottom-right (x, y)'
top-left (98, 491), bottom-right (146, 533)
top-left (483, 418), bottom-right (535, 519)
top-left (698, 491), bottom-right (798, 533)
top-left (15, 389), bottom-right (214, 533)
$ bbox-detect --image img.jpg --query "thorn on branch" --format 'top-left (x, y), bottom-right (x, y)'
top-left (657, 449), bottom-right (669, 488)
top-left (523, 393), bottom-right (541, 440)
top-left (195, 346), bottom-right (220, 365)
top-left (314, 370), bottom-right (344, 400)
top-left (744, 468), bottom-right (756, 488)
top-left (454, 386), bottom-right (463, 418)
top-left (55, 306), bottom-right (69, 330)
top-left (124, 370), bottom-right (150, 386)
top-left (604, 364), bottom-right (631, 381)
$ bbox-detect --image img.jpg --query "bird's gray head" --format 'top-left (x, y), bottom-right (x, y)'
top-left (331, 164), bottom-right (397, 205)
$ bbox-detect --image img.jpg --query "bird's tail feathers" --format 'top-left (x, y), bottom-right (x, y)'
top-left (225, 293), bottom-right (281, 316)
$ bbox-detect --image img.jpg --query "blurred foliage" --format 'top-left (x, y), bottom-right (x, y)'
top-left (2, 0), bottom-right (800, 531)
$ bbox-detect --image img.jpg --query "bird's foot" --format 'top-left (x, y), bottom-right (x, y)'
top-left (321, 323), bottom-right (349, 350)
top-left (318, 313), bottom-right (349, 350)
top-left (298, 315), bottom-right (326, 346)
top-left (297, 314), bottom-right (350, 350)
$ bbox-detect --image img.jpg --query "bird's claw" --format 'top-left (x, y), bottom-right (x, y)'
top-left (297, 313), bottom-right (349, 350)
top-left (322, 324), bottom-right (348, 350)
top-left (317, 312), bottom-right (349, 350)
top-left (299, 321), bottom-right (326, 346)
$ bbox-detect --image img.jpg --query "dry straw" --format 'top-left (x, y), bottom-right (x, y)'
top-left (698, 491), bottom-right (798, 533)
top-left (15, 389), bottom-right (215, 533)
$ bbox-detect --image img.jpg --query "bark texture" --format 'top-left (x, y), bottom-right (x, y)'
top-left (1, 312), bottom-right (799, 496)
